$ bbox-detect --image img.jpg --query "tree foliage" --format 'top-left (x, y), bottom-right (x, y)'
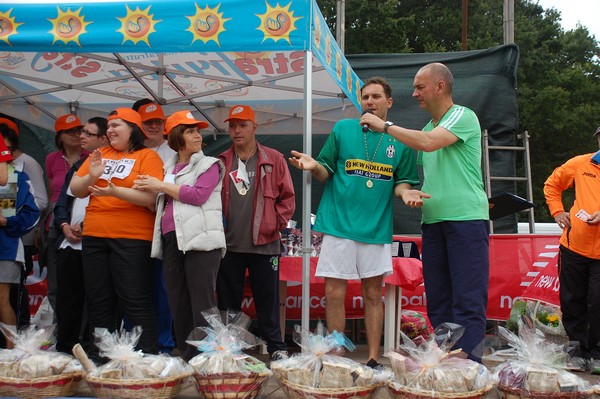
top-left (318, 0), bottom-right (600, 222)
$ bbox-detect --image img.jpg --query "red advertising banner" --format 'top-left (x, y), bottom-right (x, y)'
top-left (485, 234), bottom-right (561, 318)
top-left (241, 235), bottom-right (562, 321)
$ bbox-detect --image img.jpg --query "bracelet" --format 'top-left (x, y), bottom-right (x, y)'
top-left (60, 222), bottom-right (69, 229)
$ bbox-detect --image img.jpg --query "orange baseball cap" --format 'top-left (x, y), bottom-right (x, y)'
top-left (224, 105), bottom-right (255, 123)
top-left (0, 118), bottom-right (18, 136)
top-left (165, 110), bottom-right (209, 134)
top-left (108, 108), bottom-right (144, 131)
top-left (55, 114), bottom-right (83, 133)
top-left (138, 103), bottom-right (165, 122)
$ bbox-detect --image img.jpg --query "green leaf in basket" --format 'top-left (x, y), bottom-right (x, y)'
top-left (245, 363), bottom-right (268, 373)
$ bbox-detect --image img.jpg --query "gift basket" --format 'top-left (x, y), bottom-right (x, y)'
top-left (271, 322), bottom-right (390, 399)
top-left (386, 323), bottom-right (493, 399)
top-left (74, 326), bottom-right (194, 399)
top-left (187, 309), bottom-right (272, 399)
top-left (507, 299), bottom-right (568, 347)
top-left (493, 318), bottom-right (592, 399)
top-left (0, 324), bottom-right (84, 399)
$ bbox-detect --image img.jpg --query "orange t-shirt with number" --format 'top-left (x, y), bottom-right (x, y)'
top-left (76, 146), bottom-right (163, 241)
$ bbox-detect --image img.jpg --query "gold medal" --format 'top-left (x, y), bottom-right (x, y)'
top-left (240, 188), bottom-right (247, 196)
top-left (366, 179), bottom-right (373, 188)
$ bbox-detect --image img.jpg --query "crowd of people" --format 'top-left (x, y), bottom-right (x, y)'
top-left (0, 62), bottom-right (598, 371)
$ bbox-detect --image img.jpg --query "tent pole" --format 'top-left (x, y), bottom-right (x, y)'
top-left (301, 50), bottom-right (313, 343)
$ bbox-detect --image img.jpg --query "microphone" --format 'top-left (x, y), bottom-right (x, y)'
top-left (361, 109), bottom-right (373, 132)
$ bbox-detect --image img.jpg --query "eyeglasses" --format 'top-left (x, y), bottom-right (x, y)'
top-left (81, 130), bottom-right (103, 138)
top-left (63, 128), bottom-right (83, 136)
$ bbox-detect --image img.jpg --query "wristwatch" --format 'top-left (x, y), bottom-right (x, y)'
top-left (384, 121), bottom-right (394, 133)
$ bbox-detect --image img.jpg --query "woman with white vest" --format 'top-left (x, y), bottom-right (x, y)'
top-left (135, 110), bottom-right (225, 361)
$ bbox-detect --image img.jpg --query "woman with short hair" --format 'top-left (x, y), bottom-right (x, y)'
top-left (135, 110), bottom-right (225, 361)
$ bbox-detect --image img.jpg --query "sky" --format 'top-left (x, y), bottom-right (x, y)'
top-left (535, 0), bottom-right (600, 40)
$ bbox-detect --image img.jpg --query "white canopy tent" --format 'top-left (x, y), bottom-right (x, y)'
top-left (0, 0), bottom-right (363, 333)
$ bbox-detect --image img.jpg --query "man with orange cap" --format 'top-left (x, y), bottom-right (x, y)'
top-left (216, 104), bottom-right (295, 362)
top-left (136, 101), bottom-right (175, 355)
top-left (138, 102), bottom-right (176, 162)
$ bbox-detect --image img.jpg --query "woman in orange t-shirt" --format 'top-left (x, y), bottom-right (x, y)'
top-left (70, 108), bottom-right (163, 361)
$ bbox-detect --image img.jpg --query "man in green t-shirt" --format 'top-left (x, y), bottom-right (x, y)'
top-left (289, 77), bottom-right (428, 368)
top-left (361, 63), bottom-right (490, 363)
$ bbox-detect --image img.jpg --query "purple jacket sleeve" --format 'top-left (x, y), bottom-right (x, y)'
top-left (178, 163), bottom-right (220, 206)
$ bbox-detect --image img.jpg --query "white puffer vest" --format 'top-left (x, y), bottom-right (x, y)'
top-left (151, 151), bottom-right (226, 259)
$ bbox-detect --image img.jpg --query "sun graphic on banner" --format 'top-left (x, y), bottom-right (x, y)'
top-left (186, 4), bottom-right (230, 45)
top-left (116, 5), bottom-right (160, 46)
top-left (48, 7), bottom-right (90, 46)
top-left (313, 11), bottom-right (321, 48)
top-left (256, 2), bottom-right (301, 44)
top-left (0, 9), bottom-right (23, 46)
top-left (345, 66), bottom-right (352, 93)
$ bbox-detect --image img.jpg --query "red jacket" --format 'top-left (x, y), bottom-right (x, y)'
top-left (544, 152), bottom-right (600, 259)
top-left (219, 143), bottom-right (295, 246)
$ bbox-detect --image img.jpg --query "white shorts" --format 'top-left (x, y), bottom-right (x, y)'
top-left (315, 234), bottom-right (392, 280)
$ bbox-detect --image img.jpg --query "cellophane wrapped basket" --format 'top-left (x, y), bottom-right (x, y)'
top-left (386, 323), bottom-right (493, 399)
top-left (271, 322), bottom-right (390, 399)
top-left (0, 324), bottom-right (84, 399)
top-left (492, 318), bottom-right (592, 399)
top-left (528, 301), bottom-right (569, 347)
top-left (187, 309), bottom-right (271, 399)
top-left (507, 300), bottom-right (569, 347)
top-left (80, 327), bottom-right (194, 399)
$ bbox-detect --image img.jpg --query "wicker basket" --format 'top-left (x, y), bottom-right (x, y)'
top-left (0, 371), bottom-right (84, 399)
top-left (85, 373), bottom-right (192, 399)
top-left (529, 301), bottom-right (569, 347)
top-left (498, 385), bottom-right (591, 399)
top-left (388, 381), bottom-right (492, 399)
top-left (279, 378), bottom-right (383, 399)
top-left (194, 371), bottom-right (270, 399)
top-left (72, 342), bottom-right (192, 399)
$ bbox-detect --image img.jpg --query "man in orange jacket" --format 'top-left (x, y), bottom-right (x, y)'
top-left (544, 126), bottom-right (600, 373)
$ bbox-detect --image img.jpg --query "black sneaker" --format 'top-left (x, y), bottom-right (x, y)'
top-left (567, 356), bottom-right (590, 372)
top-left (365, 358), bottom-right (383, 371)
top-left (270, 350), bottom-right (289, 362)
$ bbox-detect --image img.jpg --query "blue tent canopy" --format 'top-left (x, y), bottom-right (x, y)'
top-left (0, 0), bottom-right (362, 134)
